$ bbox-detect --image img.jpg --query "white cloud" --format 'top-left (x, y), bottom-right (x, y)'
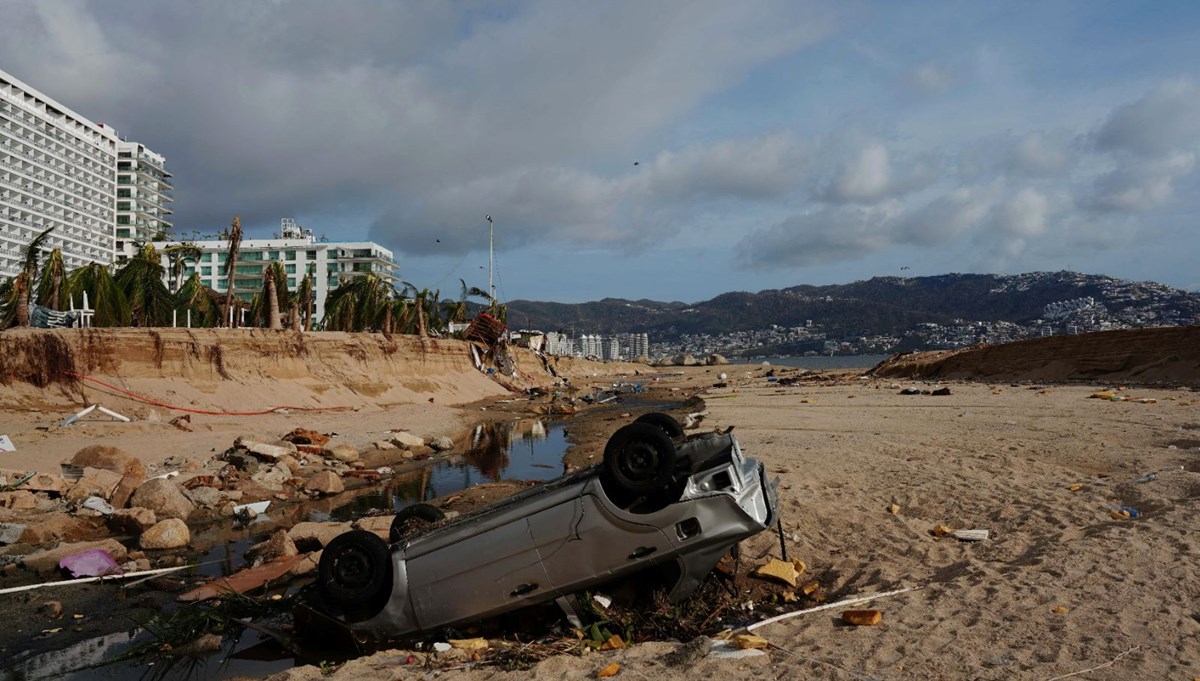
top-left (909, 62), bottom-right (955, 94)
top-left (1088, 152), bottom-right (1197, 211)
top-left (827, 143), bottom-right (892, 202)
top-left (1095, 78), bottom-right (1200, 157)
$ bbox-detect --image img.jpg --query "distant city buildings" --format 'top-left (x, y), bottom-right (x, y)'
top-left (0, 68), bottom-right (171, 278)
top-left (158, 218), bottom-right (396, 322)
top-left (544, 331), bottom-right (649, 361)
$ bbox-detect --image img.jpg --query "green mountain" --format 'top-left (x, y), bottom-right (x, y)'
top-left (504, 272), bottom-right (1200, 340)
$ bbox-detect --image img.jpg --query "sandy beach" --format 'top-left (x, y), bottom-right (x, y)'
top-left (1, 329), bottom-right (1198, 680)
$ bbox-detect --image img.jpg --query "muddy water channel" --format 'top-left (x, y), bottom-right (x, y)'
top-left (3, 419), bottom-right (575, 681)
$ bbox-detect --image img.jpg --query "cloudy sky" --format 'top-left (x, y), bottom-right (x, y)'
top-left (3, 1), bottom-right (1198, 301)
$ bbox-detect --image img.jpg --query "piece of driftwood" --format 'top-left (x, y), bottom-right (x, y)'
top-left (178, 554), bottom-right (308, 602)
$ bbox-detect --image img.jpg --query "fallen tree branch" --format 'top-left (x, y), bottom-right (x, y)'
top-left (1044, 646), bottom-right (1140, 681)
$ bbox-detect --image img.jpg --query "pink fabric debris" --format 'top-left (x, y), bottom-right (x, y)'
top-left (58, 548), bottom-right (123, 578)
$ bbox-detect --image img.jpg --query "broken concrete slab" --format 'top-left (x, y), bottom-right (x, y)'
top-left (324, 444), bottom-right (359, 463)
top-left (303, 471), bottom-right (344, 496)
top-left (108, 507), bottom-right (157, 535)
top-left (22, 539), bottom-right (129, 573)
top-left (65, 467), bottom-right (122, 504)
top-left (0, 470), bottom-right (69, 495)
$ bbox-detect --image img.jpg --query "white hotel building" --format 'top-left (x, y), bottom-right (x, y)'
top-left (0, 68), bottom-right (171, 279)
top-left (161, 218), bottom-right (397, 322)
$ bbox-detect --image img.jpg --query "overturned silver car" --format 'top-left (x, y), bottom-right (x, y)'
top-left (308, 414), bottom-right (778, 639)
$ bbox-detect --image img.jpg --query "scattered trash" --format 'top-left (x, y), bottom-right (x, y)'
top-left (432, 642), bottom-right (452, 653)
top-left (596, 662), bottom-right (621, 677)
top-left (1135, 472), bottom-right (1157, 484)
top-left (1052, 606), bottom-right (1069, 614)
top-left (952, 529), bottom-right (990, 542)
top-left (841, 609), bottom-right (883, 626)
top-left (81, 496), bottom-right (115, 515)
top-left (931, 523), bottom-right (954, 537)
top-left (1108, 504), bottom-right (1140, 520)
top-left (0, 435), bottom-right (14, 452)
top-left (169, 415), bottom-right (192, 431)
top-left (592, 594), bottom-right (612, 609)
top-left (59, 404), bottom-right (131, 427)
top-left (1069, 483), bottom-right (1085, 492)
top-left (58, 549), bottom-right (122, 578)
top-left (232, 500), bottom-right (271, 518)
top-left (899, 387), bottom-right (922, 395)
top-left (887, 503), bottom-right (901, 515)
top-left (1090, 391), bottom-right (1116, 400)
top-left (931, 387), bottom-right (952, 396)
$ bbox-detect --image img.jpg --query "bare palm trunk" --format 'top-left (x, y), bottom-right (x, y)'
top-left (304, 275), bottom-right (314, 331)
top-left (14, 274), bottom-right (30, 327)
top-left (223, 217), bottom-right (242, 328)
top-left (289, 302), bottom-right (299, 330)
top-left (266, 273), bottom-right (281, 330)
top-left (383, 304), bottom-right (393, 336)
top-left (416, 295), bottom-right (428, 337)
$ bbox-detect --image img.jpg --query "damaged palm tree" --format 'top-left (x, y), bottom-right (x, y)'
top-left (115, 243), bottom-right (172, 327)
top-left (34, 247), bottom-right (67, 311)
top-left (0, 226), bottom-right (55, 329)
top-left (222, 216), bottom-right (243, 328)
top-left (63, 263), bottom-right (131, 327)
top-left (164, 243), bottom-right (203, 294)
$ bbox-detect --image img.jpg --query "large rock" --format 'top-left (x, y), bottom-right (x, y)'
top-left (303, 471), bottom-right (344, 496)
top-left (139, 518), bottom-right (190, 550)
top-left (389, 432), bottom-right (424, 449)
top-left (287, 522), bottom-right (352, 551)
top-left (706, 354), bottom-right (729, 366)
top-left (109, 507), bottom-right (157, 535)
top-left (251, 463), bottom-right (293, 491)
top-left (22, 539), bottom-right (128, 572)
top-left (673, 353), bottom-right (699, 367)
top-left (324, 444), bottom-right (359, 463)
top-left (16, 513), bottom-right (99, 544)
top-left (70, 446), bottom-right (149, 510)
top-left (65, 467), bottom-right (123, 504)
top-left (184, 486), bottom-right (222, 508)
top-left (428, 436), bottom-right (454, 452)
top-left (246, 529), bottom-right (298, 563)
top-left (130, 479), bottom-right (195, 521)
top-left (0, 523), bottom-right (27, 545)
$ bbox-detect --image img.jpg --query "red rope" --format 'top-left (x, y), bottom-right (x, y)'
top-left (68, 372), bottom-right (352, 416)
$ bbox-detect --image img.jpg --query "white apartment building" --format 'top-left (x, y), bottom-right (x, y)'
top-left (115, 140), bottom-right (173, 261)
top-left (0, 68), bottom-right (119, 278)
top-left (161, 218), bottom-right (397, 322)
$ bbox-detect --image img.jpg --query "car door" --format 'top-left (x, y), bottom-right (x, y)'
top-left (405, 517), bottom-right (551, 630)
top-left (526, 492), bottom-right (674, 592)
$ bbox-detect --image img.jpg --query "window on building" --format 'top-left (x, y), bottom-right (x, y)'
top-left (200, 267), bottom-right (211, 275)
top-left (117, 202), bottom-right (130, 210)
top-left (285, 264), bottom-right (296, 274)
top-left (269, 250), bottom-right (280, 259)
top-left (116, 216), bottom-right (130, 225)
top-left (285, 250), bottom-right (296, 260)
top-left (306, 250), bottom-right (317, 259)
top-left (117, 189), bottom-right (131, 198)
top-left (202, 253), bottom-right (212, 262)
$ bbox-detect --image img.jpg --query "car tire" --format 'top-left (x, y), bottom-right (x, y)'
top-left (389, 503), bottom-right (446, 544)
top-left (634, 412), bottom-right (684, 438)
top-left (318, 530), bottom-right (392, 611)
top-left (603, 422), bottom-right (677, 496)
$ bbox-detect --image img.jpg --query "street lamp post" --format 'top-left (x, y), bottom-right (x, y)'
top-left (485, 214), bottom-right (495, 302)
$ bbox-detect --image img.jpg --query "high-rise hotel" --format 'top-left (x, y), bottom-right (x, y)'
top-left (0, 68), bottom-right (171, 278)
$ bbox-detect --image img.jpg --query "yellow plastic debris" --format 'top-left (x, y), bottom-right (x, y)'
top-left (888, 503), bottom-right (901, 515)
top-left (1069, 483), bottom-right (1084, 492)
top-left (841, 609), bottom-right (882, 626)
top-left (597, 662), bottom-right (621, 678)
top-left (1090, 391), bottom-right (1116, 399)
top-left (599, 635), bottom-right (625, 650)
top-left (449, 637), bottom-right (489, 652)
top-left (800, 580), bottom-right (820, 596)
top-left (932, 523), bottom-right (954, 537)
top-left (732, 634), bottom-right (770, 650)
top-left (751, 558), bottom-right (799, 587)
top-left (1052, 606), bottom-right (1069, 614)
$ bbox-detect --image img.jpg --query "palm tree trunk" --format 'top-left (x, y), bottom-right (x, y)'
top-left (416, 295), bottom-right (428, 337)
top-left (15, 274), bottom-right (30, 327)
top-left (266, 273), bottom-right (281, 330)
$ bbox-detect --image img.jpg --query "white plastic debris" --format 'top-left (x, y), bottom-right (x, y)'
top-left (708, 639), bottom-right (767, 659)
top-left (82, 496), bottom-right (115, 515)
top-left (0, 435), bottom-right (14, 452)
top-left (433, 642), bottom-right (452, 653)
top-left (233, 501), bottom-right (270, 517)
top-left (592, 594), bottom-right (612, 610)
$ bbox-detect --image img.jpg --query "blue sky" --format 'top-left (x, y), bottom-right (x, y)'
top-left (2, 1), bottom-right (1198, 302)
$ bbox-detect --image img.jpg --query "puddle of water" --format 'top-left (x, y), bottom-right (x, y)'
top-left (324, 418), bottom-right (569, 521)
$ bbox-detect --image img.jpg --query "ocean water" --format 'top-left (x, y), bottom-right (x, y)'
top-left (735, 354), bottom-right (890, 370)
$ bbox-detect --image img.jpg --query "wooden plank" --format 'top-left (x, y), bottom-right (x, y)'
top-left (178, 554), bottom-right (308, 602)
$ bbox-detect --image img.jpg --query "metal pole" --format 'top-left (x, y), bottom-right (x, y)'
top-left (485, 214), bottom-right (494, 302)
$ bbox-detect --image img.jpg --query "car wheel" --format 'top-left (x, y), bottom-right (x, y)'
top-left (603, 422), bottom-right (677, 496)
top-left (318, 530), bottom-right (392, 611)
top-left (389, 503), bottom-right (446, 543)
top-left (634, 412), bottom-right (684, 438)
